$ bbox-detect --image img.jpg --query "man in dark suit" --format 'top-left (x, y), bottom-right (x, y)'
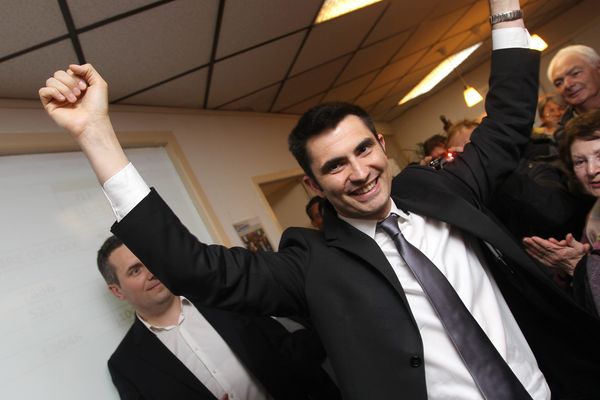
top-left (97, 236), bottom-right (339, 400)
top-left (39, 1), bottom-right (600, 398)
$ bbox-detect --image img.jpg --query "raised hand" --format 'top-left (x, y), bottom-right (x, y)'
top-left (39, 64), bottom-right (128, 184)
top-left (39, 64), bottom-right (110, 139)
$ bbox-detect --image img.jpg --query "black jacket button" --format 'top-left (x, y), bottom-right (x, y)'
top-left (410, 355), bottom-right (422, 368)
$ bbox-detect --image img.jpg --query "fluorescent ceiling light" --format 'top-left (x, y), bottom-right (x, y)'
top-left (530, 34), bottom-right (548, 51)
top-left (315, 0), bottom-right (383, 24)
top-left (399, 42), bottom-right (483, 105)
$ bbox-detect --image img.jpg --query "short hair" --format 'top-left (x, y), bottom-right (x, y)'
top-left (289, 102), bottom-right (377, 180)
top-left (547, 45), bottom-right (600, 83)
top-left (97, 235), bottom-right (123, 285)
top-left (305, 196), bottom-right (323, 219)
top-left (422, 134), bottom-right (447, 157)
top-left (561, 109), bottom-right (600, 170)
top-left (447, 119), bottom-right (480, 144)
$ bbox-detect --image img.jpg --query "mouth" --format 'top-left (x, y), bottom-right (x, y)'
top-left (351, 177), bottom-right (378, 196)
top-left (146, 281), bottom-right (162, 291)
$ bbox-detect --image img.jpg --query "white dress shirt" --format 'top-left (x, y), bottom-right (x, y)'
top-left (138, 297), bottom-right (269, 400)
top-left (340, 203), bottom-right (550, 400)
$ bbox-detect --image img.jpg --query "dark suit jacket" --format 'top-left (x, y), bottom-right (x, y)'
top-left (108, 305), bottom-right (340, 400)
top-left (112, 49), bottom-right (600, 400)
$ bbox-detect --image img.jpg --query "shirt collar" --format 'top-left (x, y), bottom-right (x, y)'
top-left (338, 199), bottom-right (409, 239)
top-left (137, 296), bottom-right (191, 331)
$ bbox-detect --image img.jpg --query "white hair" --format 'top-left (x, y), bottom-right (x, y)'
top-left (547, 44), bottom-right (600, 83)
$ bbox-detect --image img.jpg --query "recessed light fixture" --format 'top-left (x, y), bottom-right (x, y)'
top-left (530, 34), bottom-right (548, 51)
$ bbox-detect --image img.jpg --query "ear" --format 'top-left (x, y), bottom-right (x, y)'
top-left (377, 133), bottom-right (387, 153)
top-left (108, 283), bottom-right (126, 301)
top-left (303, 175), bottom-right (323, 196)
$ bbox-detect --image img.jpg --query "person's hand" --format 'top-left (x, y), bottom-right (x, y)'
top-left (523, 233), bottom-right (590, 276)
top-left (39, 64), bottom-right (109, 140)
top-left (419, 156), bottom-right (433, 166)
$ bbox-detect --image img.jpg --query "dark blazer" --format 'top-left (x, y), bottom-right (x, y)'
top-left (108, 305), bottom-right (340, 400)
top-left (113, 49), bottom-right (600, 400)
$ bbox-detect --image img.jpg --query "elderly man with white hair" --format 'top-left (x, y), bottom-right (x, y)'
top-left (547, 44), bottom-right (600, 142)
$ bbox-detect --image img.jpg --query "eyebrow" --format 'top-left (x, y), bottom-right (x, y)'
top-left (555, 65), bottom-right (582, 82)
top-left (126, 261), bottom-right (143, 274)
top-left (319, 137), bottom-right (375, 174)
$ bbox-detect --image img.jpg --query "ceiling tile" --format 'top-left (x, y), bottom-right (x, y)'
top-left (118, 68), bottom-right (208, 108)
top-left (217, 0), bottom-right (321, 58)
top-left (399, 6), bottom-right (469, 55)
top-left (366, 49), bottom-right (427, 92)
top-left (1, 1), bottom-right (66, 58)
top-left (218, 84), bottom-right (279, 113)
top-left (280, 94), bottom-right (322, 115)
top-left (79, 0), bottom-right (217, 101)
top-left (0, 40), bottom-right (77, 100)
top-left (336, 30), bottom-right (411, 84)
top-left (290, 1), bottom-right (386, 75)
top-left (274, 55), bottom-right (351, 111)
top-left (417, 31), bottom-right (472, 67)
top-left (444, 1), bottom-right (488, 38)
top-left (208, 32), bottom-right (304, 108)
top-left (370, 95), bottom-right (403, 118)
top-left (429, 0), bottom-right (476, 19)
top-left (355, 80), bottom-right (396, 109)
top-left (322, 71), bottom-right (379, 103)
top-left (364, 0), bottom-right (435, 46)
top-left (66, 0), bottom-right (157, 28)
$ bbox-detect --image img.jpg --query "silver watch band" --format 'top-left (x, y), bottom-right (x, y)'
top-left (489, 9), bottom-right (523, 25)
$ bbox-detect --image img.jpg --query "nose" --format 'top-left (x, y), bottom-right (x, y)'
top-left (587, 158), bottom-right (600, 176)
top-left (348, 159), bottom-right (368, 182)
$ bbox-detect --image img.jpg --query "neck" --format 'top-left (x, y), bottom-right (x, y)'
top-left (138, 296), bottom-right (181, 327)
top-left (576, 96), bottom-right (600, 113)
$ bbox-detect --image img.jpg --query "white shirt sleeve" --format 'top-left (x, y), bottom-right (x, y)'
top-left (102, 163), bottom-right (150, 221)
top-left (492, 27), bottom-right (531, 50)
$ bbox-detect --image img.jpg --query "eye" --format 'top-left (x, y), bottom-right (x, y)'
top-left (553, 79), bottom-right (563, 88)
top-left (573, 159), bottom-right (585, 168)
top-left (128, 265), bottom-right (141, 276)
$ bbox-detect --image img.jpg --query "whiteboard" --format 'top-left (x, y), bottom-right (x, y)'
top-left (0, 147), bottom-right (216, 399)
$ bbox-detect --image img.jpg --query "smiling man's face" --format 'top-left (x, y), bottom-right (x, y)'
top-left (107, 244), bottom-right (173, 313)
top-left (304, 115), bottom-right (392, 221)
top-left (552, 54), bottom-right (600, 112)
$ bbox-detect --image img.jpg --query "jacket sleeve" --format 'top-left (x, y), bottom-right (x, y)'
top-left (440, 48), bottom-right (540, 206)
top-left (112, 189), bottom-right (309, 317)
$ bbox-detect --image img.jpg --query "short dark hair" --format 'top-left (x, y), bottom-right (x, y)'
top-left (562, 109), bottom-right (600, 170)
top-left (305, 196), bottom-right (323, 219)
top-left (288, 102), bottom-right (377, 180)
top-left (422, 134), bottom-right (447, 156)
top-left (97, 235), bottom-right (123, 285)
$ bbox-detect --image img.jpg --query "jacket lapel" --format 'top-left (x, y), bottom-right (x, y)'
top-left (131, 317), bottom-right (212, 395)
top-left (322, 202), bottom-right (416, 324)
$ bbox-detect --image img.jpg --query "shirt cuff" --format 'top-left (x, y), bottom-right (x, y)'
top-left (492, 27), bottom-right (531, 50)
top-left (102, 162), bottom-right (150, 222)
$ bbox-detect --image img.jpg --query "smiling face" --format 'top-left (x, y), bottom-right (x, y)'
top-left (552, 54), bottom-right (600, 112)
top-left (303, 115), bottom-right (392, 221)
top-left (107, 244), bottom-right (174, 314)
top-left (571, 136), bottom-right (600, 197)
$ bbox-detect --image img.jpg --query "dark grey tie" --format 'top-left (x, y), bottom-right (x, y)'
top-left (378, 213), bottom-right (531, 400)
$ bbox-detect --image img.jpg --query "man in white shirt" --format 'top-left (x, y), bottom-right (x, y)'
top-left (39, 0), bottom-right (600, 398)
top-left (98, 236), bottom-right (340, 400)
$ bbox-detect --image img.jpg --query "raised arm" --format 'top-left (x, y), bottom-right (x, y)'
top-left (39, 64), bottom-right (128, 184)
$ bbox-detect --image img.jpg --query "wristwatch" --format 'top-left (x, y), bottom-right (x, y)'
top-left (489, 9), bottom-right (523, 25)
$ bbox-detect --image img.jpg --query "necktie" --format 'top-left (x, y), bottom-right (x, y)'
top-left (378, 213), bottom-right (531, 400)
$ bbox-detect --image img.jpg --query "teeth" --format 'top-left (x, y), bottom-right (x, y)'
top-left (354, 180), bottom-right (376, 195)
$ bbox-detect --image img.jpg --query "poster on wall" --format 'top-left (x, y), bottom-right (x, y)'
top-left (233, 217), bottom-right (273, 252)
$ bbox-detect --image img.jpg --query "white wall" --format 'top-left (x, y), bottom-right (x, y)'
top-left (390, 0), bottom-right (600, 158)
top-left (0, 101), bottom-right (301, 248)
